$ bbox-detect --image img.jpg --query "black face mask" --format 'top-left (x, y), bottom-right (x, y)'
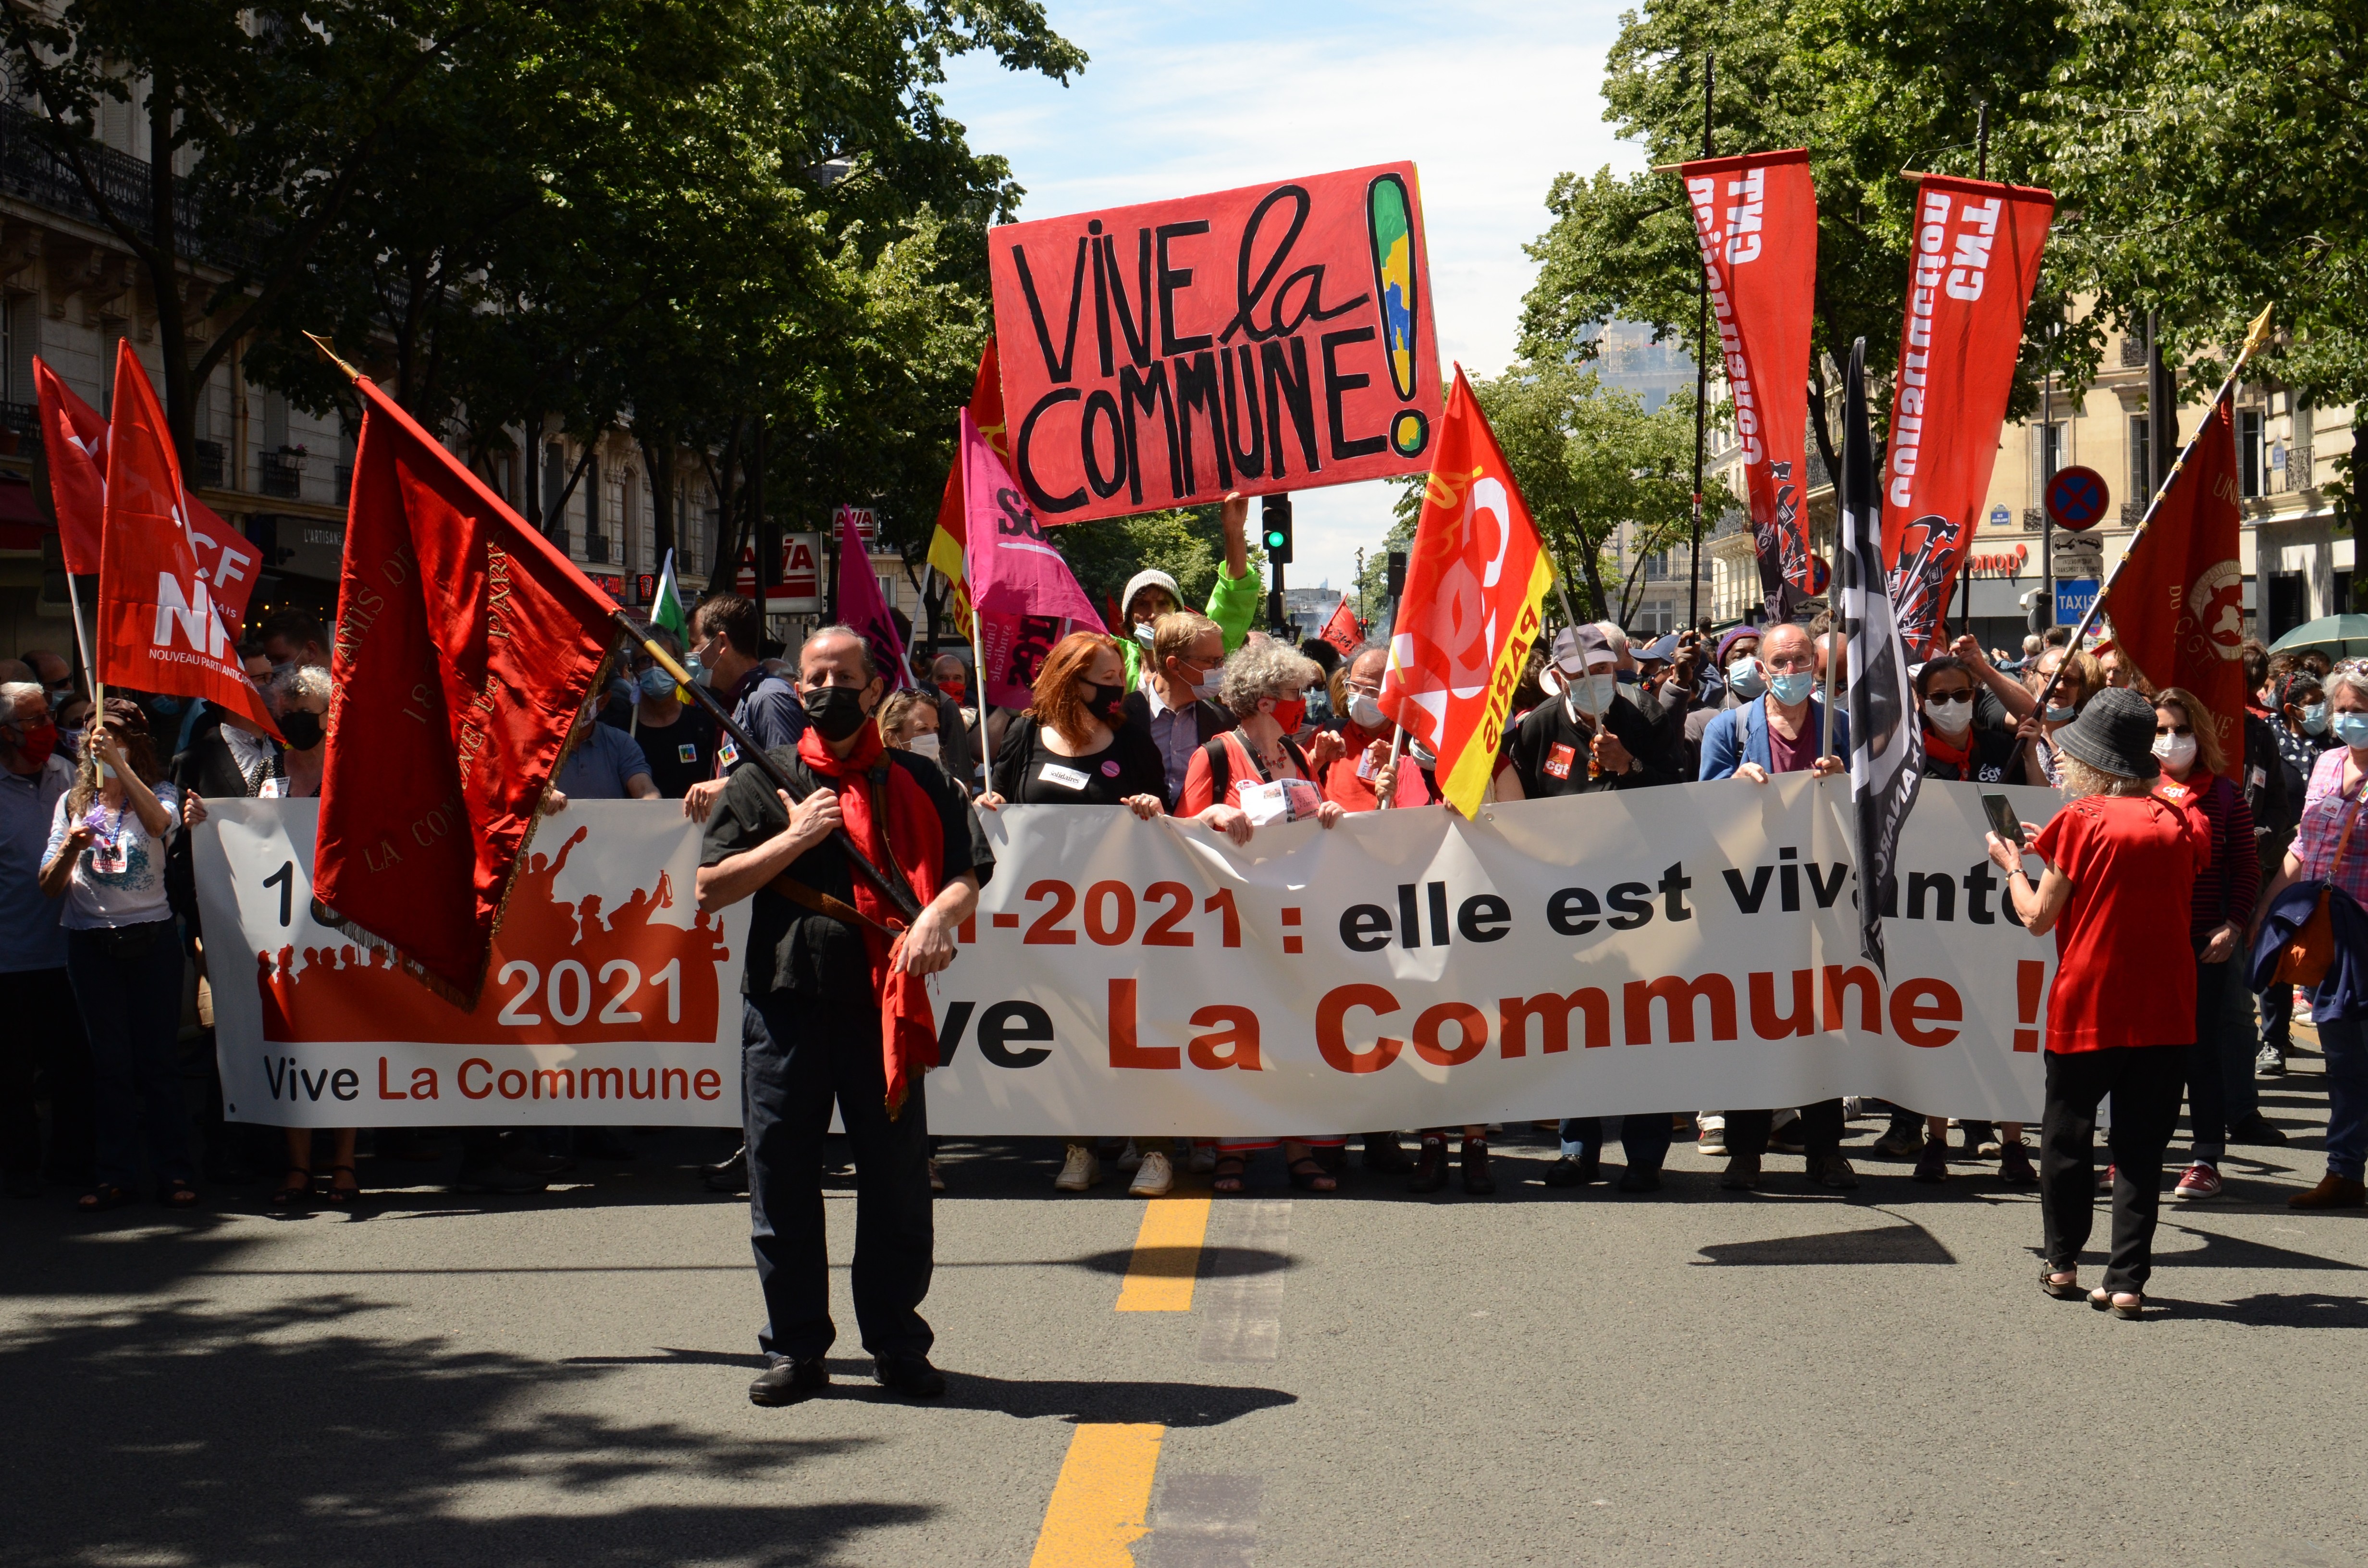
top-left (278, 710), bottom-right (325, 751)
top-left (1081, 679), bottom-right (1129, 722)
top-left (802, 683), bottom-right (871, 742)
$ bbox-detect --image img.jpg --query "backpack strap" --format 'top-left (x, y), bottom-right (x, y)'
top-left (1201, 732), bottom-right (1236, 802)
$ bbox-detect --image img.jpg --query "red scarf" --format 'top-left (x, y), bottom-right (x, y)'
top-left (1921, 720), bottom-right (1972, 777)
top-left (797, 722), bottom-right (946, 1115)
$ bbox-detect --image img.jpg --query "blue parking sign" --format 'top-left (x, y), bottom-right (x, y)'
top-left (2056, 579), bottom-right (2099, 624)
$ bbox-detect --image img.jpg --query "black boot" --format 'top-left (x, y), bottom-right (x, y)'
top-left (1461, 1136), bottom-right (1495, 1195)
top-left (1407, 1135), bottom-right (1450, 1193)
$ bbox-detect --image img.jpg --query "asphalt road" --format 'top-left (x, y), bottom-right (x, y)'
top-left (6, 1035), bottom-right (2366, 1568)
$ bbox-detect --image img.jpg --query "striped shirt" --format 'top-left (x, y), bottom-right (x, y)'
top-left (2296, 747), bottom-right (2368, 908)
top-left (2152, 770), bottom-right (2258, 938)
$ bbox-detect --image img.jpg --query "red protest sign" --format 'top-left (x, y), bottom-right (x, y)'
top-left (988, 161), bottom-right (1442, 524)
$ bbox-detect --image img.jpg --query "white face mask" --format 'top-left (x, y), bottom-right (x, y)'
top-left (1924, 694), bottom-right (1974, 735)
top-left (905, 732), bottom-right (941, 760)
top-left (2153, 732), bottom-right (2198, 771)
top-left (1348, 692), bottom-right (1387, 730)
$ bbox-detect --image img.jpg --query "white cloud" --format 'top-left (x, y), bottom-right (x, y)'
top-left (940, 1), bottom-right (1645, 590)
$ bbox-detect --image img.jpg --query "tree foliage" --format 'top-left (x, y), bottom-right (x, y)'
top-left (1052, 504), bottom-right (1261, 620)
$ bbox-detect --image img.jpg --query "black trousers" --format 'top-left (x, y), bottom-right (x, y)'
top-left (1724, 1100), bottom-right (1845, 1164)
top-left (0, 966), bottom-right (95, 1184)
top-left (745, 989), bottom-right (933, 1362)
top-left (2041, 1045), bottom-right (2187, 1294)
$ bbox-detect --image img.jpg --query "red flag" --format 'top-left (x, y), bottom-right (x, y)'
top-left (1881, 177), bottom-right (2055, 656)
top-left (1378, 368), bottom-right (1555, 816)
top-left (926, 340), bottom-right (1008, 638)
top-left (2101, 393), bottom-right (2247, 760)
top-left (1320, 595), bottom-right (1361, 656)
top-left (1680, 149), bottom-right (1817, 617)
top-left (833, 507), bottom-right (912, 691)
top-left (37, 355), bottom-right (262, 636)
top-left (313, 372), bottom-right (615, 1002)
top-left (93, 343), bottom-right (278, 736)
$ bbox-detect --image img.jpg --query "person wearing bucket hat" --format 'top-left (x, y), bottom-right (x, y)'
top-left (1986, 685), bottom-right (2212, 1318)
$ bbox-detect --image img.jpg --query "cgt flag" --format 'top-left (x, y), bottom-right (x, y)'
top-left (2102, 391), bottom-right (2247, 762)
top-left (38, 355), bottom-right (261, 637)
top-left (313, 370), bottom-right (615, 1003)
top-left (1320, 595), bottom-right (1361, 657)
top-left (92, 342), bottom-right (278, 736)
top-left (926, 341), bottom-right (1009, 640)
top-left (1839, 338), bottom-right (1922, 974)
top-left (1681, 148), bottom-right (1818, 620)
top-left (1378, 367), bottom-right (1554, 818)
top-left (1881, 177), bottom-right (2054, 656)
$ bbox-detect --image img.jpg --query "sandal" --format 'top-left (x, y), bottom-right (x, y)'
top-left (2039, 1267), bottom-right (2082, 1300)
top-left (271, 1169), bottom-right (313, 1209)
top-left (1287, 1157), bottom-right (1337, 1193)
top-left (2089, 1287), bottom-right (2145, 1319)
top-left (1212, 1155), bottom-right (1247, 1194)
top-left (76, 1184), bottom-right (132, 1213)
top-left (158, 1180), bottom-right (200, 1210)
top-left (323, 1164), bottom-right (361, 1207)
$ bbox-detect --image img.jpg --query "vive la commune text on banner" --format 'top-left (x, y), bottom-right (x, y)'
top-left (195, 781), bottom-right (2059, 1130)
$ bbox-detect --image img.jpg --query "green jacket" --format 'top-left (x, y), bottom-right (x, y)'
top-left (1120, 562), bottom-right (1262, 688)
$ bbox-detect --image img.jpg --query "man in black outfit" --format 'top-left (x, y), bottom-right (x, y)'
top-left (698, 626), bottom-right (987, 1407)
top-left (1506, 625), bottom-right (1685, 1192)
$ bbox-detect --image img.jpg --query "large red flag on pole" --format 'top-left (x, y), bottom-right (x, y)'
top-left (93, 341), bottom-right (279, 736)
top-left (1880, 176), bottom-right (2054, 656)
top-left (1378, 367), bottom-right (1554, 817)
top-left (39, 355), bottom-right (262, 637)
top-left (312, 368), bottom-right (615, 1003)
top-left (2101, 391), bottom-right (2248, 761)
top-left (1680, 149), bottom-right (1818, 619)
top-left (926, 340), bottom-right (1009, 639)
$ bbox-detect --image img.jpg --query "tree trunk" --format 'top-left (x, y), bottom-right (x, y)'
top-left (1572, 522), bottom-right (1612, 620)
top-left (146, 73), bottom-right (195, 465)
top-left (639, 431), bottom-right (676, 564)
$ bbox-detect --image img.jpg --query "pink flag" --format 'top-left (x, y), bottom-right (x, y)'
top-left (832, 509), bottom-right (911, 691)
top-left (960, 409), bottom-right (1103, 710)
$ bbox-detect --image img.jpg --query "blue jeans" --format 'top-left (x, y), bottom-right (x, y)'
top-left (65, 923), bottom-right (194, 1191)
top-left (1560, 1114), bottom-right (1674, 1172)
top-left (2317, 1012), bottom-right (2368, 1181)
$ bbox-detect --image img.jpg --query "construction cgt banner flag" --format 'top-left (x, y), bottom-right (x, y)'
top-left (1378, 367), bottom-right (1554, 818)
top-left (1320, 595), bottom-right (1362, 657)
top-left (926, 341), bottom-right (1008, 640)
top-left (38, 355), bottom-right (260, 637)
top-left (93, 342), bottom-right (279, 736)
top-left (313, 370), bottom-right (615, 1004)
top-left (1681, 149), bottom-right (1817, 621)
top-left (1881, 176), bottom-right (2054, 657)
top-left (2102, 392), bottom-right (2248, 763)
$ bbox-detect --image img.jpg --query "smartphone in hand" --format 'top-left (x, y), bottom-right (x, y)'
top-left (1981, 791), bottom-right (2026, 849)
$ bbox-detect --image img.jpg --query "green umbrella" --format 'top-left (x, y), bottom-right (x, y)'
top-left (2268, 615), bottom-right (2368, 658)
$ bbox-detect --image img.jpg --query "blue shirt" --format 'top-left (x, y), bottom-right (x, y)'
top-left (0, 754), bottom-right (74, 970)
top-left (556, 723), bottom-right (652, 801)
top-left (720, 667), bottom-right (805, 774)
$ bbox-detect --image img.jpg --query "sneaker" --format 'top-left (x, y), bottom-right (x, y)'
top-left (1187, 1143), bottom-right (1217, 1175)
top-left (1054, 1143), bottom-right (1100, 1191)
top-left (1812, 1154), bottom-right (1859, 1190)
top-left (1407, 1137), bottom-right (1451, 1194)
top-left (1460, 1138), bottom-right (1495, 1196)
top-left (2174, 1162), bottom-right (2223, 1200)
top-left (1543, 1152), bottom-right (1599, 1188)
top-left (928, 1158), bottom-right (946, 1193)
top-left (1128, 1150), bottom-right (1175, 1198)
top-left (1114, 1139), bottom-right (1145, 1172)
top-left (1768, 1117), bottom-right (1806, 1156)
top-left (1719, 1153), bottom-right (1761, 1191)
top-left (1962, 1119), bottom-right (1999, 1156)
top-left (1998, 1142), bottom-right (2038, 1187)
top-left (2257, 1043), bottom-right (2287, 1078)
top-left (1912, 1139), bottom-right (1950, 1183)
top-left (1873, 1116), bottom-right (1925, 1158)
top-left (1697, 1124), bottom-right (1728, 1158)
top-left (2097, 1162), bottom-right (2116, 1196)
top-left (2229, 1113), bottom-right (2288, 1147)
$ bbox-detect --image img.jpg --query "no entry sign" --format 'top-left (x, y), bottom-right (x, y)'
top-left (2045, 465), bottom-right (2109, 532)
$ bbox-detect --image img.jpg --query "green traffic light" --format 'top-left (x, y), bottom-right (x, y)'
top-left (1263, 529), bottom-right (1286, 549)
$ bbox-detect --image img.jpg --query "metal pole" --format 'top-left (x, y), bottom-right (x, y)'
top-left (2039, 337), bottom-right (2055, 635)
top-left (1687, 49), bottom-right (1714, 631)
top-left (1975, 101), bottom-right (1990, 181)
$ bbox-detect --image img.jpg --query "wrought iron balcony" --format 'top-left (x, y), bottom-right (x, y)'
top-left (585, 533), bottom-right (610, 564)
top-left (191, 440), bottom-right (225, 490)
top-left (0, 102), bottom-right (253, 269)
top-left (259, 447), bottom-right (304, 499)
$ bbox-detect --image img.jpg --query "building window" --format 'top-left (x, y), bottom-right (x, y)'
top-left (2032, 421), bottom-right (2068, 507)
top-left (2128, 415), bottom-right (2151, 508)
top-left (542, 442), bottom-right (567, 541)
top-left (583, 454), bottom-right (605, 563)
top-left (2238, 408), bottom-right (2264, 498)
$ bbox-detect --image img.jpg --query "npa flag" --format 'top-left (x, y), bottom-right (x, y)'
top-left (92, 342), bottom-right (279, 736)
top-left (2102, 392), bottom-right (2247, 762)
top-left (926, 341), bottom-right (1008, 639)
top-left (1881, 177), bottom-right (2054, 656)
top-left (313, 371), bottom-right (614, 1003)
top-left (834, 507), bottom-right (911, 692)
top-left (1839, 339), bottom-right (1922, 974)
top-left (1320, 595), bottom-right (1362, 656)
top-left (961, 408), bottom-right (1104, 710)
top-left (1378, 368), bottom-right (1554, 817)
top-left (37, 355), bottom-right (260, 635)
top-left (1681, 149), bottom-right (1817, 621)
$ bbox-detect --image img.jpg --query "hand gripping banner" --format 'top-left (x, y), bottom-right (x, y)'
top-left (1680, 149), bottom-right (1817, 619)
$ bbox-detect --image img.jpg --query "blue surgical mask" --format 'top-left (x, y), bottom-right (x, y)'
top-left (2334, 712), bottom-right (2368, 750)
top-left (639, 666), bottom-right (678, 699)
top-left (2303, 703), bottom-right (2330, 735)
top-left (685, 653), bottom-right (711, 687)
top-left (1573, 673), bottom-right (1618, 715)
top-left (1770, 670), bottom-right (1815, 706)
top-left (1726, 658), bottom-right (1766, 700)
top-left (1134, 623), bottom-right (1158, 649)
top-left (2043, 704), bottom-right (2078, 726)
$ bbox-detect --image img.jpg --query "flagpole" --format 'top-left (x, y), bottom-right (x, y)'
top-left (1686, 49), bottom-right (1714, 632)
top-left (2028, 303), bottom-right (2274, 724)
top-left (61, 572), bottom-right (97, 706)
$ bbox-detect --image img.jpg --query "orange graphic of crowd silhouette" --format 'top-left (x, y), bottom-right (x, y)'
top-left (259, 825), bottom-right (732, 1044)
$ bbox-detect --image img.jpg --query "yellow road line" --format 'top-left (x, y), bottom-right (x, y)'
top-left (1115, 1194), bottom-right (1211, 1312)
top-left (1028, 1422), bottom-right (1165, 1568)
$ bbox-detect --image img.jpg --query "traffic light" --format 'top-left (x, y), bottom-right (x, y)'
top-left (1260, 494), bottom-right (1294, 565)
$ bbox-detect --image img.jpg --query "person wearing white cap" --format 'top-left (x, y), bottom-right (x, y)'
top-left (1115, 492), bottom-right (1261, 691)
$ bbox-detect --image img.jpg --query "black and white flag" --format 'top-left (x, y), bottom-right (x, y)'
top-left (1840, 338), bottom-right (1923, 973)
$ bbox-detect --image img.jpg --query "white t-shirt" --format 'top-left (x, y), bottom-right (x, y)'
top-left (44, 781), bottom-right (182, 931)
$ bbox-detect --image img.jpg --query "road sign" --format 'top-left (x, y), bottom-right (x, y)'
top-left (733, 531), bottom-right (824, 612)
top-left (1989, 503), bottom-right (2012, 530)
top-left (2045, 465), bottom-right (2110, 532)
top-left (833, 505), bottom-right (878, 544)
top-left (2056, 578), bottom-right (2100, 624)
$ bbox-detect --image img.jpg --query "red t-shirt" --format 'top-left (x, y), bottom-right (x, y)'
top-left (2029, 793), bottom-right (2212, 1052)
top-left (1319, 722), bottom-right (1434, 811)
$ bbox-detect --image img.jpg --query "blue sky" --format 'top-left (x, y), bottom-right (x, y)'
top-left (937, 0), bottom-right (1645, 593)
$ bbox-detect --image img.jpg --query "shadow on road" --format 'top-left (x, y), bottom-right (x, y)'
top-left (1692, 1219), bottom-right (1957, 1266)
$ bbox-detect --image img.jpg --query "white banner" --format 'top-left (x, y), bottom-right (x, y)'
top-left (925, 776), bottom-right (2060, 1134)
top-left (195, 800), bottom-right (749, 1127)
